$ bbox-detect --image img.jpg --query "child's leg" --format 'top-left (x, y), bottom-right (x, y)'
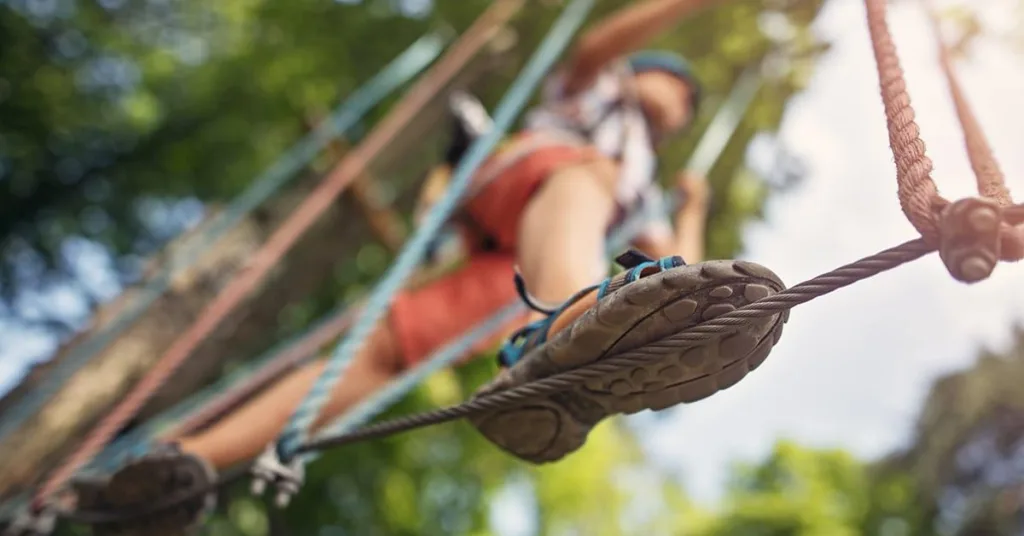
top-left (85, 253), bottom-right (526, 535)
top-left (515, 159), bottom-right (619, 332)
top-left (134, 252), bottom-right (523, 472)
top-left (471, 155), bottom-right (787, 465)
top-left (174, 318), bottom-right (402, 470)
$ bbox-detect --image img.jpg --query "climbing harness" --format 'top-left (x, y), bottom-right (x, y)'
top-left (0, 32), bottom-right (445, 447)
top-left (9, 0), bottom-right (1024, 531)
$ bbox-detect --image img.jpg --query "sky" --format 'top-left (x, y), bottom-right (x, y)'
top-left (1, 0), bottom-right (1022, 530)
top-left (638, 0), bottom-right (1024, 505)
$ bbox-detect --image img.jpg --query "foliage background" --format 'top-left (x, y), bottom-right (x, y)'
top-left (2, 0), bottom-right (1024, 533)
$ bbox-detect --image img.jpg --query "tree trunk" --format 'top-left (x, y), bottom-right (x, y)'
top-left (0, 183), bottom-right (379, 502)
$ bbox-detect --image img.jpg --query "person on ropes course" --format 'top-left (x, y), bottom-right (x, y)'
top-left (81, 0), bottom-right (788, 522)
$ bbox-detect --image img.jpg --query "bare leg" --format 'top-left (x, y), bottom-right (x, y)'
top-left (174, 319), bottom-right (403, 470)
top-left (515, 160), bottom-right (619, 333)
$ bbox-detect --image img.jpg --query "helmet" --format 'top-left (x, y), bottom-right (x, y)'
top-left (627, 50), bottom-right (703, 119)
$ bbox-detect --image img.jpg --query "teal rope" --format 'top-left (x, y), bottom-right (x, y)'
top-left (276, 0), bottom-right (597, 460)
top-left (0, 34), bottom-right (444, 444)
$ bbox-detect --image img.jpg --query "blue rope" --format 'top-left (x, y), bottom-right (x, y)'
top-left (0, 34), bottom-right (444, 444)
top-left (276, 0), bottom-right (597, 460)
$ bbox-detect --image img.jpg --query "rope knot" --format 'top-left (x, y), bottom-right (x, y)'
top-left (937, 197), bottom-right (1024, 283)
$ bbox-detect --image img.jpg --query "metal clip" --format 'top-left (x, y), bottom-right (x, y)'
top-left (3, 506), bottom-right (56, 536)
top-left (938, 197), bottom-right (1002, 283)
top-left (249, 446), bottom-right (305, 508)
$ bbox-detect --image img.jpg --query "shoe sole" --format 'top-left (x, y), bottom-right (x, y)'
top-left (87, 449), bottom-right (216, 536)
top-left (468, 260), bottom-right (788, 464)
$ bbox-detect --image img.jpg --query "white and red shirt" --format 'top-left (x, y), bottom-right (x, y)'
top-left (523, 63), bottom-right (673, 244)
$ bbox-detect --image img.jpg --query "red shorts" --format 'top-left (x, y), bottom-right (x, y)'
top-left (389, 134), bottom-right (601, 367)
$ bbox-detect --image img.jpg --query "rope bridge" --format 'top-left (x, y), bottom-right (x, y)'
top-left (5, 0), bottom-right (1023, 531)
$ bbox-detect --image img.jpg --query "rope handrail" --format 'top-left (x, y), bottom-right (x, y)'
top-left (865, 0), bottom-right (1023, 281)
top-left (274, 0), bottom-right (596, 460)
top-left (0, 33), bottom-right (444, 446)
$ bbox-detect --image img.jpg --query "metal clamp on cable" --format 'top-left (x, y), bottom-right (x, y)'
top-left (938, 197), bottom-right (1003, 283)
top-left (3, 506), bottom-right (56, 536)
top-left (249, 446), bottom-right (305, 508)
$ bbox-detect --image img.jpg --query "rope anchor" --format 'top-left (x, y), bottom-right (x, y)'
top-left (937, 197), bottom-right (1004, 283)
top-left (250, 446), bottom-right (305, 508)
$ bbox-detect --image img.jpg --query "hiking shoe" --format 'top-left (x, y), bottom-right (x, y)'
top-left (469, 250), bottom-right (788, 463)
top-left (76, 444), bottom-right (216, 536)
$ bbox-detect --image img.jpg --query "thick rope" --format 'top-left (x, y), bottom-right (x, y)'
top-left (865, 0), bottom-right (1023, 280)
top-left (294, 0), bottom-right (1024, 479)
top-left (864, 0), bottom-right (947, 243)
top-left (28, 5), bottom-right (512, 507)
top-left (923, 3), bottom-right (1024, 262)
top-left (275, 0), bottom-right (596, 460)
top-left (925, 7), bottom-right (1010, 207)
top-left (0, 34), bottom-right (442, 448)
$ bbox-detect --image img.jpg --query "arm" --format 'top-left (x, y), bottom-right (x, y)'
top-left (563, 0), bottom-right (729, 93)
top-left (671, 171), bottom-right (710, 263)
top-left (630, 171), bottom-right (710, 262)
